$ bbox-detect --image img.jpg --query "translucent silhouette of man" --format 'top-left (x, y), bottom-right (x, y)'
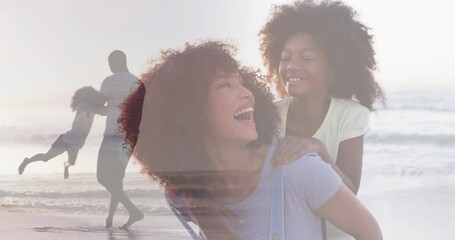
top-left (97, 50), bottom-right (143, 229)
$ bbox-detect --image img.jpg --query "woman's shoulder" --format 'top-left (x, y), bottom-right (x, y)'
top-left (276, 150), bottom-right (334, 183)
top-left (266, 144), bottom-right (327, 185)
top-left (285, 153), bottom-right (330, 175)
top-left (283, 153), bottom-right (341, 209)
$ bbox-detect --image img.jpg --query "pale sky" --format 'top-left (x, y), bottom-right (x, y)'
top-left (1, 0), bottom-right (454, 108)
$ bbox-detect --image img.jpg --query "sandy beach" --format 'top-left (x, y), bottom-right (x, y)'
top-left (3, 181), bottom-right (454, 240)
top-left (0, 208), bottom-right (190, 240)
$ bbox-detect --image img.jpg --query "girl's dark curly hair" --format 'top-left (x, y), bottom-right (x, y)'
top-left (259, 0), bottom-right (384, 110)
top-left (118, 41), bottom-right (279, 195)
top-left (70, 86), bottom-right (107, 111)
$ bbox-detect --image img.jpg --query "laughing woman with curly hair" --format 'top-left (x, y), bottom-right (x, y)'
top-left (119, 41), bottom-right (381, 240)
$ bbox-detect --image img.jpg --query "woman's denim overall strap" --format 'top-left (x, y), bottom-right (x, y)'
top-left (268, 167), bottom-right (284, 240)
top-left (166, 166), bottom-right (285, 240)
top-left (165, 192), bottom-right (200, 240)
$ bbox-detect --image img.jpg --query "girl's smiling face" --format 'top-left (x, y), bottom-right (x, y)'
top-left (278, 32), bottom-right (333, 98)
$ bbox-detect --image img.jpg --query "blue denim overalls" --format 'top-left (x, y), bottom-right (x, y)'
top-left (166, 167), bottom-right (285, 240)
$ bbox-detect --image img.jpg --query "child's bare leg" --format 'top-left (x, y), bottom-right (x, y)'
top-left (19, 146), bottom-right (64, 175)
top-left (63, 148), bottom-right (78, 179)
top-left (64, 165), bottom-right (70, 179)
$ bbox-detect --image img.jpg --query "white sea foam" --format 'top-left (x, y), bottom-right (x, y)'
top-left (0, 173), bottom-right (172, 215)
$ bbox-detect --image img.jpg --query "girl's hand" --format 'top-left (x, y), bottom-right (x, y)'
top-left (271, 136), bottom-right (328, 170)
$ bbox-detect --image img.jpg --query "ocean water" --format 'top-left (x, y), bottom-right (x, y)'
top-left (360, 84), bottom-right (455, 239)
top-left (1, 84), bottom-right (455, 239)
top-left (0, 172), bottom-right (170, 216)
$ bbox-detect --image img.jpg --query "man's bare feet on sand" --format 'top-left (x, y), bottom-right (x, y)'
top-left (119, 211), bottom-right (144, 229)
top-left (105, 218), bottom-right (113, 229)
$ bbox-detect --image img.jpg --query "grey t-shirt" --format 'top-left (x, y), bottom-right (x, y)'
top-left (227, 144), bottom-right (342, 240)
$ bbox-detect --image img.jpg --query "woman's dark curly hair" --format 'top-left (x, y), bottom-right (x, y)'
top-left (118, 41), bottom-right (279, 195)
top-left (259, 0), bottom-right (384, 110)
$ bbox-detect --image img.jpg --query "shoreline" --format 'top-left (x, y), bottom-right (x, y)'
top-left (0, 207), bottom-right (190, 240)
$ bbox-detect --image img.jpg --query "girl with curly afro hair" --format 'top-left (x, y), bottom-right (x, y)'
top-left (119, 40), bottom-right (381, 240)
top-left (259, 1), bottom-right (386, 239)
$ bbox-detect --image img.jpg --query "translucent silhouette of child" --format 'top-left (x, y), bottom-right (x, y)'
top-left (18, 86), bottom-right (107, 179)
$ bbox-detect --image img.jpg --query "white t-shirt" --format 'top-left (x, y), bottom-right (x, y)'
top-left (100, 72), bottom-right (138, 135)
top-left (276, 97), bottom-right (370, 239)
top-left (276, 97), bottom-right (370, 161)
